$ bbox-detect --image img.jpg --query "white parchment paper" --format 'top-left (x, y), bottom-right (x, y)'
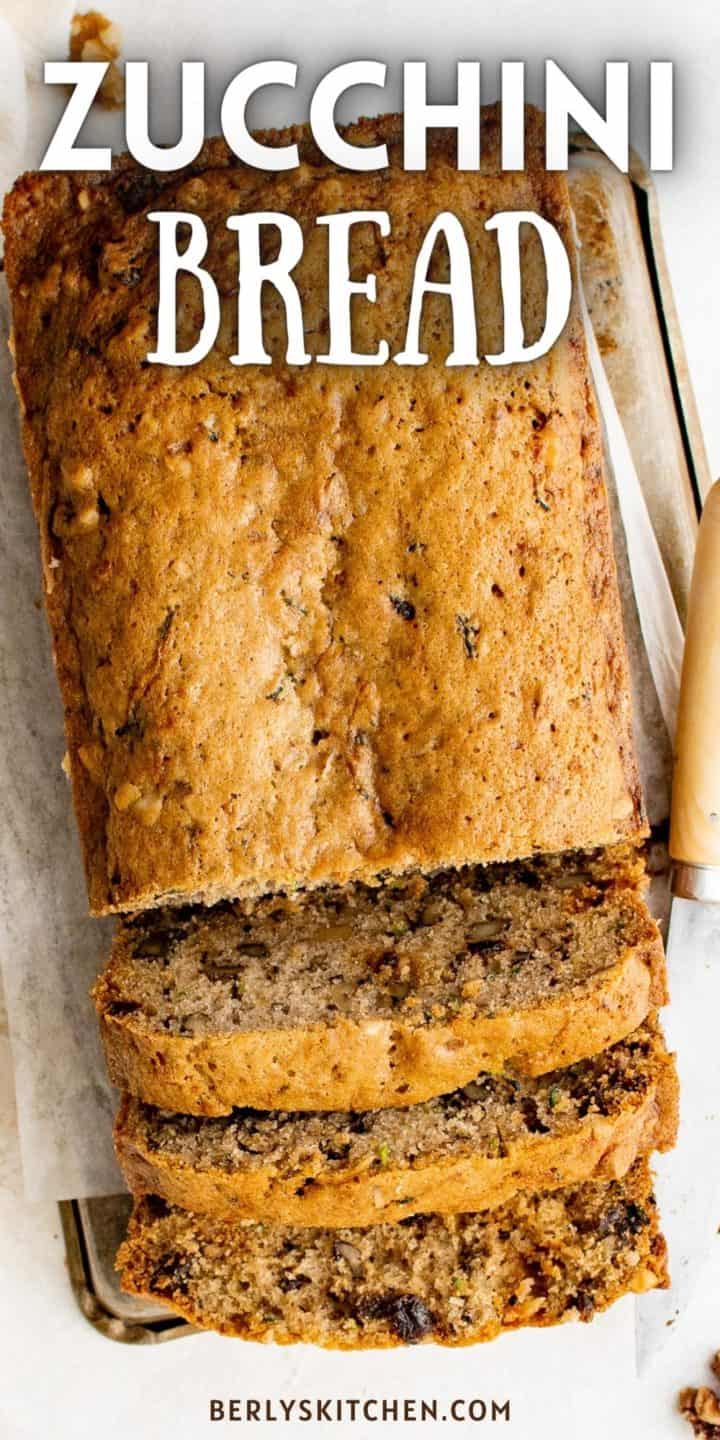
top-left (0, 15), bottom-right (686, 1203)
top-left (0, 280), bottom-right (120, 1200)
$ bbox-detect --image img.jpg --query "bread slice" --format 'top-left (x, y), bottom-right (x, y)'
top-left (117, 1160), bottom-right (667, 1347)
top-left (95, 846), bottom-right (666, 1115)
top-left (115, 1020), bottom-right (677, 1225)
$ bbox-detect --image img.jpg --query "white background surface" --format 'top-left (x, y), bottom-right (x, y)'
top-left (2, 0), bottom-right (720, 1436)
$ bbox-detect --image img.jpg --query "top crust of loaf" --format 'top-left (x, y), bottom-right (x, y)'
top-left (3, 106), bottom-right (644, 914)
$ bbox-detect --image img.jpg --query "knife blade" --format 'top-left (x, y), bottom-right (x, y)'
top-left (636, 896), bottom-right (720, 1371)
top-left (579, 281), bottom-right (720, 1367)
top-left (637, 480), bottom-right (720, 1371)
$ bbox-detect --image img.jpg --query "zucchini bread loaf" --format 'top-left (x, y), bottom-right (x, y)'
top-left (95, 845), bottom-right (666, 1114)
top-left (115, 1018), bottom-right (677, 1225)
top-left (117, 1160), bottom-right (667, 1347)
top-left (4, 106), bottom-right (643, 915)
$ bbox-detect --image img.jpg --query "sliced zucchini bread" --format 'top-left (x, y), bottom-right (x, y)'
top-left (95, 845), bottom-right (665, 1114)
top-left (115, 1019), bottom-right (677, 1225)
top-left (117, 1160), bottom-right (668, 1348)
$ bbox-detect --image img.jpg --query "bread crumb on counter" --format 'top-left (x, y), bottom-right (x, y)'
top-left (679, 1355), bottom-right (720, 1436)
top-left (70, 10), bottom-right (123, 108)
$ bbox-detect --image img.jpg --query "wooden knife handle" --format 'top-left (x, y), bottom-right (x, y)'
top-left (670, 479), bottom-right (720, 895)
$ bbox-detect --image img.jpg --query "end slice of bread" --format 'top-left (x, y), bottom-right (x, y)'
top-left (117, 1160), bottom-right (667, 1347)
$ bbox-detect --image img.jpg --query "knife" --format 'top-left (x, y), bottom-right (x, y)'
top-left (636, 479), bottom-right (720, 1372)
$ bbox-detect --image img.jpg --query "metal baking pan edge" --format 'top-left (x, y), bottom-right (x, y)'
top-left (59, 1199), bottom-right (193, 1344)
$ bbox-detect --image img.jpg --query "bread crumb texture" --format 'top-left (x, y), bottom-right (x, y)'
top-left (95, 845), bottom-right (666, 1112)
top-left (117, 1160), bottom-right (667, 1347)
top-left (115, 1016), bottom-right (678, 1225)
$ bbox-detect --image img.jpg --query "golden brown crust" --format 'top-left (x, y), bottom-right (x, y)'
top-left (97, 929), bottom-right (666, 1115)
top-left (4, 106), bottom-right (644, 916)
top-left (114, 1038), bottom-right (678, 1225)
